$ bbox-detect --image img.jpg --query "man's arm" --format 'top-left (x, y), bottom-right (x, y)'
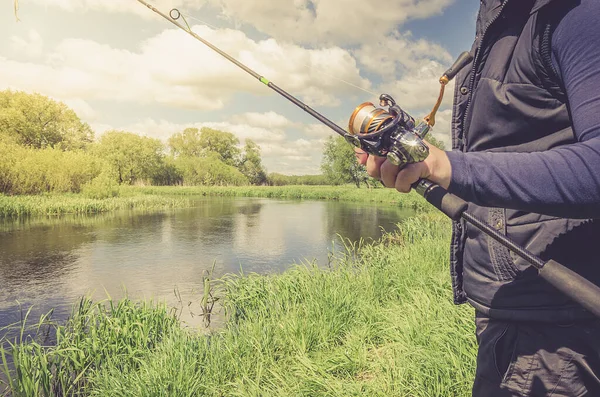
top-left (445, 0), bottom-right (600, 218)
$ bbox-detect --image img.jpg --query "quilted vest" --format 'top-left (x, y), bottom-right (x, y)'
top-left (450, 0), bottom-right (600, 322)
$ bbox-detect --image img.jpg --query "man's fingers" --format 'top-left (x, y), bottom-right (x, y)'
top-left (380, 160), bottom-right (400, 187)
top-left (366, 155), bottom-right (387, 180)
top-left (395, 164), bottom-right (422, 193)
top-left (354, 148), bottom-right (368, 165)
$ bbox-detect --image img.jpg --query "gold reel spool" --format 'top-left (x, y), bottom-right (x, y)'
top-left (348, 102), bottom-right (395, 135)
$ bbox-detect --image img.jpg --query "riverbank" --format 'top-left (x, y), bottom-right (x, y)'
top-left (0, 212), bottom-right (478, 396)
top-left (0, 193), bottom-right (194, 217)
top-left (0, 185), bottom-right (432, 218)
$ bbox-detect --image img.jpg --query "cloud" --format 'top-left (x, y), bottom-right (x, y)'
top-left (212, 0), bottom-right (455, 45)
top-left (10, 29), bottom-right (44, 59)
top-left (28, 0), bottom-right (206, 17)
top-left (230, 111), bottom-right (294, 130)
top-left (29, 0), bottom-right (455, 46)
top-left (354, 32), bottom-right (452, 80)
top-left (0, 25), bottom-right (371, 111)
top-left (375, 60), bottom-right (455, 114)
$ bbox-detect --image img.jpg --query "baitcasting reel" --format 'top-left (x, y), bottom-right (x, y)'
top-left (346, 94), bottom-right (431, 167)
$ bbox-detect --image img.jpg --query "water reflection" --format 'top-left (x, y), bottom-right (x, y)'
top-left (0, 197), bottom-right (413, 330)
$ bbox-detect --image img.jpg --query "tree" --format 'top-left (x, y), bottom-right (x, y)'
top-left (239, 139), bottom-right (267, 185)
top-left (92, 130), bottom-right (164, 185)
top-left (174, 152), bottom-right (248, 186)
top-left (425, 133), bottom-right (446, 150)
top-left (197, 127), bottom-right (241, 166)
top-left (321, 135), bottom-right (369, 188)
top-left (0, 90), bottom-right (94, 150)
top-left (168, 127), bottom-right (203, 157)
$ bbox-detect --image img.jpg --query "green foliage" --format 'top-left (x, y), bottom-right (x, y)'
top-left (425, 133), bottom-right (446, 150)
top-left (151, 155), bottom-right (183, 186)
top-left (125, 185), bottom-right (431, 212)
top-left (238, 139), bottom-right (267, 185)
top-left (0, 192), bottom-right (193, 218)
top-left (197, 127), bottom-right (241, 166)
top-left (167, 127), bottom-right (203, 158)
top-left (0, 90), bottom-right (94, 150)
top-left (175, 153), bottom-right (249, 186)
top-left (0, 297), bottom-right (178, 396)
top-left (0, 140), bottom-right (101, 195)
top-left (92, 130), bottom-right (165, 185)
top-left (81, 172), bottom-right (120, 199)
top-left (267, 173), bottom-right (329, 186)
top-left (321, 135), bottom-right (370, 188)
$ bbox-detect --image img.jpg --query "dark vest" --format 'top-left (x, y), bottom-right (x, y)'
top-left (450, 0), bottom-right (600, 322)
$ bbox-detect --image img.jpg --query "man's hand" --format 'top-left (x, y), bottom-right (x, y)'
top-left (354, 142), bottom-right (452, 192)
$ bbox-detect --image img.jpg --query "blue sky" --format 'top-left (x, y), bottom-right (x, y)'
top-left (2, 0), bottom-right (479, 175)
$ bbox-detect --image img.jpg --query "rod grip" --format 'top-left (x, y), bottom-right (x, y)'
top-left (538, 260), bottom-right (600, 319)
top-left (414, 181), bottom-right (467, 221)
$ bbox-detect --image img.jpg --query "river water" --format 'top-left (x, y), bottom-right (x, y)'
top-left (0, 197), bottom-right (413, 331)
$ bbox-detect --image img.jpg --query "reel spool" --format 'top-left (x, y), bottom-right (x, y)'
top-left (348, 102), bottom-right (395, 135)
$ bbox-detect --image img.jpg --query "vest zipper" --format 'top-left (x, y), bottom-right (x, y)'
top-left (460, 0), bottom-right (509, 148)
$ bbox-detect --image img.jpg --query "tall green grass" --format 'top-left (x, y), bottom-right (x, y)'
top-left (131, 185), bottom-right (432, 210)
top-left (0, 185), bottom-right (433, 218)
top-left (1, 212), bottom-right (477, 396)
top-left (0, 193), bottom-right (193, 218)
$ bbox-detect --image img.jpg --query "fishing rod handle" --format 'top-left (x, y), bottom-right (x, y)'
top-left (413, 179), bottom-right (467, 221)
top-left (414, 179), bottom-right (600, 319)
top-left (539, 260), bottom-right (600, 319)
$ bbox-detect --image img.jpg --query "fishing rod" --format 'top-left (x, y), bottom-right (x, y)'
top-left (137, 0), bottom-right (600, 319)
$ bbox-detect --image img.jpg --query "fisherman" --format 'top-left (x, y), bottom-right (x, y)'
top-left (357, 0), bottom-right (600, 395)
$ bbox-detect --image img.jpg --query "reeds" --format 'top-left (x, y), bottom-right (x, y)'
top-left (0, 194), bottom-right (193, 218)
top-left (129, 185), bottom-right (433, 211)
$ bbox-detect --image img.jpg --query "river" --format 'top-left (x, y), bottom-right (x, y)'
top-left (0, 196), bottom-right (414, 331)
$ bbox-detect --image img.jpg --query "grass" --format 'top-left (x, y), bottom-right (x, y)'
top-left (0, 185), bottom-right (434, 218)
top-left (0, 212), bottom-right (478, 396)
top-left (131, 185), bottom-right (433, 209)
top-left (0, 193), bottom-right (193, 218)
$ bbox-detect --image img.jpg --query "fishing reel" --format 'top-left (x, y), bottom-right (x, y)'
top-left (346, 94), bottom-right (431, 167)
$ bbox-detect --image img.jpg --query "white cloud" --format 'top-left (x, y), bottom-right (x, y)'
top-left (0, 25), bottom-right (371, 111)
top-left (304, 123), bottom-right (337, 138)
top-left (354, 32), bottom-right (453, 80)
top-left (10, 29), bottom-right (44, 59)
top-left (376, 59), bottom-right (455, 113)
top-left (28, 0), bottom-right (206, 17)
top-left (61, 98), bottom-right (99, 121)
top-left (213, 0), bottom-right (455, 45)
top-left (230, 111), bottom-right (294, 130)
top-left (29, 0), bottom-right (455, 46)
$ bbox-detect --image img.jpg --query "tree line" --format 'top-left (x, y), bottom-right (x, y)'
top-left (0, 90), bottom-right (275, 197)
top-left (0, 89), bottom-right (446, 196)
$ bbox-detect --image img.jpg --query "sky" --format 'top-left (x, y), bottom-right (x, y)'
top-left (2, 0), bottom-right (479, 175)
